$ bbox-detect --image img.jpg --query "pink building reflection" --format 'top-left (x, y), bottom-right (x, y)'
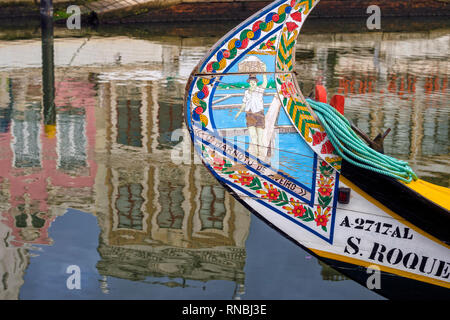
top-left (0, 78), bottom-right (97, 247)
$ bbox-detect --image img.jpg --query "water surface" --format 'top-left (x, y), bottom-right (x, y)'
top-left (0, 17), bottom-right (448, 300)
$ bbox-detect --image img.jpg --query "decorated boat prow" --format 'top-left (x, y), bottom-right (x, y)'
top-left (184, 0), bottom-right (450, 299)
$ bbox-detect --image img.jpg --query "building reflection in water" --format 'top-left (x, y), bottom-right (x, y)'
top-left (0, 69), bottom-right (253, 297)
top-left (94, 78), bottom-right (250, 290)
top-left (0, 28), bottom-right (448, 299)
top-left (295, 32), bottom-right (449, 175)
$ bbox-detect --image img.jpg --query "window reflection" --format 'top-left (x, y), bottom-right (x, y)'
top-left (156, 182), bottom-right (184, 229)
top-left (116, 183), bottom-right (145, 231)
top-left (116, 99), bottom-right (143, 148)
top-left (157, 100), bottom-right (183, 149)
top-left (12, 104), bottom-right (42, 168)
top-left (199, 186), bottom-right (226, 231)
top-left (57, 110), bottom-right (87, 170)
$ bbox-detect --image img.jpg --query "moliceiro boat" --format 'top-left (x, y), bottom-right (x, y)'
top-left (184, 0), bottom-right (449, 299)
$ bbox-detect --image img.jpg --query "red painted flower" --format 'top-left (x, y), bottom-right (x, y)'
top-left (287, 82), bottom-right (295, 92)
top-left (281, 83), bottom-right (291, 98)
top-left (318, 187), bottom-right (332, 197)
top-left (312, 131), bottom-right (327, 146)
top-left (315, 214), bottom-right (329, 227)
top-left (213, 157), bottom-right (225, 170)
top-left (238, 174), bottom-right (254, 186)
top-left (267, 188), bottom-right (280, 201)
top-left (286, 22), bottom-right (298, 33)
top-left (281, 82), bottom-right (296, 98)
top-left (321, 140), bottom-right (335, 154)
top-left (292, 205), bottom-right (306, 217)
top-left (290, 11), bottom-right (302, 22)
top-left (258, 183), bottom-right (280, 201)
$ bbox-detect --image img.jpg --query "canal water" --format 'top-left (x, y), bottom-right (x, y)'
top-left (0, 17), bottom-right (448, 300)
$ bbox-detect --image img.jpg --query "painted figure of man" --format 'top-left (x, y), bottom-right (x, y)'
top-left (235, 65), bottom-right (268, 158)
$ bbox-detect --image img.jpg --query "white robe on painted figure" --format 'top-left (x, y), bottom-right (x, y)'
top-left (242, 87), bottom-right (265, 158)
top-left (242, 89), bottom-right (281, 162)
top-left (243, 87), bottom-right (265, 113)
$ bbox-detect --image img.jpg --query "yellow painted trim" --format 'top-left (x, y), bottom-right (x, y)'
top-left (339, 176), bottom-right (450, 249)
top-left (402, 179), bottom-right (450, 211)
top-left (311, 249), bottom-right (450, 289)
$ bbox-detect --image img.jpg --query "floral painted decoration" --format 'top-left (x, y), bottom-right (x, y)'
top-left (202, 144), bottom-right (337, 233)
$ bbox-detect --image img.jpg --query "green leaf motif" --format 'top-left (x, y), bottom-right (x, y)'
top-left (249, 177), bottom-right (262, 190)
top-left (318, 194), bottom-right (332, 208)
top-left (298, 207), bottom-right (314, 222)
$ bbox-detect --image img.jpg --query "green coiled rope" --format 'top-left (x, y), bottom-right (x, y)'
top-left (306, 98), bottom-right (418, 183)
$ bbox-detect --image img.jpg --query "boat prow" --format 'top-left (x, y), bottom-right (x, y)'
top-left (184, 0), bottom-right (450, 299)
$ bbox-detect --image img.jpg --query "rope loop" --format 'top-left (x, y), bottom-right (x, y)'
top-left (306, 99), bottom-right (418, 183)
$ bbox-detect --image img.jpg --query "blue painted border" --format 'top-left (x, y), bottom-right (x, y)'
top-left (186, 78), bottom-right (196, 129)
top-left (311, 153), bottom-right (318, 205)
top-left (328, 172), bottom-right (340, 244)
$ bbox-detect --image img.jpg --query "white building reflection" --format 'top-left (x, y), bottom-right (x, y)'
top-left (94, 77), bottom-right (250, 286)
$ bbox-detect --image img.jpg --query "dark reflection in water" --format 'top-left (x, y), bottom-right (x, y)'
top-left (0, 17), bottom-right (448, 300)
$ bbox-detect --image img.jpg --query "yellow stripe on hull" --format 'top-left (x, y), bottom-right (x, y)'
top-left (403, 179), bottom-right (450, 211)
